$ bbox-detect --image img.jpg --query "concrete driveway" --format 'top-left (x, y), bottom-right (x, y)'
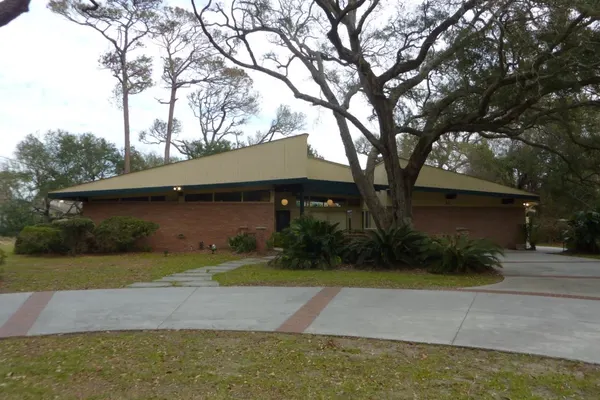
top-left (1, 286), bottom-right (600, 364)
top-left (474, 248), bottom-right (600, 297)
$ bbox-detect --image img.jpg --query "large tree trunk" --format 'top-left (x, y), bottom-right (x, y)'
top-left (164, 86), bottom-right (178, 164)
top-left (331, 112), bottom-right (391, 230)
top-left (0, 0), bottom-right (30, 28)
top-left (121, 70), bottom-right (131, 174)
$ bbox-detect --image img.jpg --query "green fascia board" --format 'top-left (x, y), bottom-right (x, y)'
top-left (48, 178), bottom-right (538, 201)
top-left (413, 186), bottom-right (539, 200)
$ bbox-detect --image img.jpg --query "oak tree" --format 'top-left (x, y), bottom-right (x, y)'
top-left (195, 0), bottom-right (600, 229)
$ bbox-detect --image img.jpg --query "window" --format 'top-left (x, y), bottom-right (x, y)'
top-left (242, 190), bottom-right (270, 202)
top-left (362, 211), bottom-right (372, 229)
top-left (214, 191), bottom-right (242, 202)
top-left (185, 193), bottom-right (213, 202)
top-left (501, 198), bottom-right (515, 205)
top-left (92, 198), bottom-right (119, 202)
top-left (445, 193), bottom-right (458, 200)
top-left (150, 196), bottom-right (166, 202)
top-left (121, 196), bottom-right (149, 202)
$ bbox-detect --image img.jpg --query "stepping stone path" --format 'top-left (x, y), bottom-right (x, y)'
top-left (128, 256), bottom-right (276, 288)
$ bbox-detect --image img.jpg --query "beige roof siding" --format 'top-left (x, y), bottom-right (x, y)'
top-left (51, 133), bottom-right (536, 199)
top-left (307, 159), bottom-right (355, 183)
top-left (374, 161), bottom-right (535, 197)
top-left (51, 135), bottom-right (309, 194)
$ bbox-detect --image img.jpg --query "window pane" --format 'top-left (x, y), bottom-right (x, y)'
top-left (243, 190), bottom-right (270, 202)
top-left (185, 193), bottom-right (213, 202)
top-left (150, 196), bottom-right (166, 202)
top-left (214, 192), bottom-right (242, 202)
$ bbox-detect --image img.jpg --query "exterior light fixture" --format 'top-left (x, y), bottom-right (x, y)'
top-left (173, 186), bottom-right (182, 191)
top-left (523, 202), bottom-right (530, 207)
top-left (281, 198), bottom-right (288, 206)
top-left (327, 199), bottom-right (334, 207)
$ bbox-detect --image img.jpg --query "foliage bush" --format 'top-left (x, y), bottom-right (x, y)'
top-left (271, 216), bottom-right (345, 270)
top-left (0, 247), bottom-right (7, 265)
top-left (52, 217), bottom-right (95, 255)
top-left (266, 231), bottom-right (284, 249)
top-left (565, 210), bottom-right (600, 254)
top-left (228, 232), bottom-right (257, 253)
top-left (424, 234), bottom-right (504, 274)
top-left (14, 226), bottom-right (66, 255)
top-left (93, 216), bottom-right (159, 253)
top-left (343, 226), bottom-right (429, 268)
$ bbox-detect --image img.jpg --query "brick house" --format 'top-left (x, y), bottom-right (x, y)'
top-left (49, 135), bottom-right (538, 251)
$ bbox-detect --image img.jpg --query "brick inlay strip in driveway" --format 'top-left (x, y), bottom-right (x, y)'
top-left (276, 287), bottom-right (341, 333)
top-left (0, 291), bottom-right (55, 338)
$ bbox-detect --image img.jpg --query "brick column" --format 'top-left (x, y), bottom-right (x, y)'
top-left (255, 226), bottom-right (267, 254)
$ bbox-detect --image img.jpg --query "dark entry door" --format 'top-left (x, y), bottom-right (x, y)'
top-left (276, 210), bottom-right (291, 232)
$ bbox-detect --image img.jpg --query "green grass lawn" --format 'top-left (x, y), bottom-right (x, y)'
top-left (0, 241), bottom-right (240, 293)
top-left (1, 331), bottom-right (598, 400)
top-left (213, 263), bottom-right (502, 289)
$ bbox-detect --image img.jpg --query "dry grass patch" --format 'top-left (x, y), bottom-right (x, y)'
top-left (1, 331), bottom-right (598, 399)
top-left (213, 263), bottom-right (502, 289)
top-left (0, 242), bottom-right (239, 293)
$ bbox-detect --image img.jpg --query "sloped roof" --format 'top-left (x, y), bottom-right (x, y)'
top-left (50, 134), bottom-right (538, 199)
top-left (50, 134), bottom-right (309, 195)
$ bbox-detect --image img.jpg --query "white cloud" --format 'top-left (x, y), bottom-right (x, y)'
top-left (0, 0), bottom-right (372, 166)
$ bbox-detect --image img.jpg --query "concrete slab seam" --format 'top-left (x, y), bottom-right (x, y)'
top-left (276, 287), bottom-right (342, 334)
top-left (502, 274), bottom-right (600, 280)
top-left (457, 288), bottom-right (600, 301)
top-left (156, 287), bottom-right (200, 329)
top-left (0, 291), bottom-right (55, 338)
top-left (451, 292), bottom-right (477, 345)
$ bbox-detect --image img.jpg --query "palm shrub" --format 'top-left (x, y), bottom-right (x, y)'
top-left (94, 216), bottom-right (159, 253)
top-left (424, 234), bottom-right (504, 274)
top-left (52, 217), bottom-right (95, 255)
top-left (565, 210), bottom-right (600, 254)
top-left (228, 232), bottom-right (257, 253)
top-left (343, 225), bottom-right (429, 268)
top-left (272, 216), bottom-right (345, 270)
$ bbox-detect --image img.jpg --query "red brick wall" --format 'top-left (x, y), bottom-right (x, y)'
top-left (413, 206), bottom-right (524, 249)
top-left (83, 202), bottom-right (275, 252)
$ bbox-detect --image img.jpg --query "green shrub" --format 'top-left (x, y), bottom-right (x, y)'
top-left (565, 210), bottom-right (600, 254)
top-left (14, 226), bottom-right (66, 255)
top-left (94, 216), bottom-right (159, 253)
top-left (424, 234), bottom-right (504, 274)
top-left (271, 216), bottom-right (344, 270)
top-left (266, 231), bottom-right (284, 249)
top-left (52, 217), bottom-right (95, 255)
top-left (343, 226), bottom-right (429, 268)
top-left (228, 232), bottom-right (257, 253)
top-left (0, 248), bottom-right (7, 265)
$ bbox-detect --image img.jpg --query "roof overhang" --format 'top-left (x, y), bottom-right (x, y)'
top-left (413, 186), bottom-right (540, 200)
top-left (48, 178), bottom-right (389, 200)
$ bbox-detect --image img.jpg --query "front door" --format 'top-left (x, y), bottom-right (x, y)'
top-left (276, 210), bottom-right (291, 232)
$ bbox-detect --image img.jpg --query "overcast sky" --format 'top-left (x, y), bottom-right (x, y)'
top-left (0, 0), bottom-right (368, 165)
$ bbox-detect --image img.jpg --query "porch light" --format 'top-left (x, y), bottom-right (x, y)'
top-left (173, 186), bottom-right (182, 191)
top-left (523, 202), bottom-right (530, 207)
top-left (281, 198), bottom-right (288, 206)
top-left (327, 199), bottom-right (334, 207)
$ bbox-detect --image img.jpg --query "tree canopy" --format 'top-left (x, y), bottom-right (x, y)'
top-left (196, 0), bottom-right (600, 229)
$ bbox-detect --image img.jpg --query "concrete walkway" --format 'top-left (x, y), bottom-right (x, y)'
top-left (474, 250), bottom-right (600, 297)
top-left (1, 285), bottom-right (600, 365)
top-left (127, 256), bottom-right (273, 288)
